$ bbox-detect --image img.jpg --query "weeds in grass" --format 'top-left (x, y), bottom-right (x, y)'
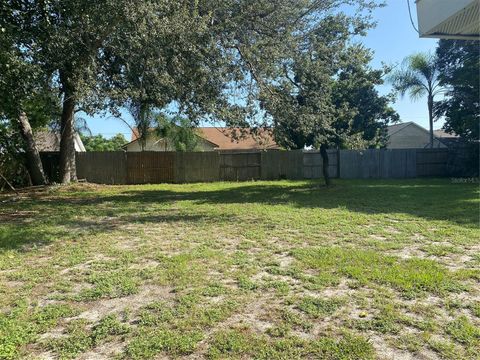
top-left (44, 315), bottom-right (130, 359)
top-left (293, 247), bottom-right (465, 297)
top-left (297, 296), bottom-right (344, 318)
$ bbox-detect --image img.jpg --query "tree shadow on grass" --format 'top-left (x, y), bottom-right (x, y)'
top-left (0, 209), bottom-right (237, 253)
top-left (117, 179), bottom-right (479, 227)
top-left (0, 179), bottom-right (477, 252)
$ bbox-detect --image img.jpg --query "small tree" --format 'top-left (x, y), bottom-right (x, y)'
top-left (128, 108), bottom-right (200, 152)
top-left (155, 115), bottom-right (199, 152)
top-left (389, 53), bottom-right (443, 148)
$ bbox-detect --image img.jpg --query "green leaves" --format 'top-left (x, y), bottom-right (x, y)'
top-left (80, 134), bottom-right (127, 152)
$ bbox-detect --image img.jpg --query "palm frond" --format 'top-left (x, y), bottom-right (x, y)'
top-left (405, 52), bottom-right (439, 85)
top-left (409, 85), bottom-right (427, 101)
top-left (388, 51), bottom-right (440, 101)
top-left (388, 69), bottom-right (425, 99)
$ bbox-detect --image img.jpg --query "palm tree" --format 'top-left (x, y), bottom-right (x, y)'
top-left (389, 52), bottom-right (443, 148)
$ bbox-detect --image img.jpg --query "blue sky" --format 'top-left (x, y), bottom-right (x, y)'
top-left (84, 1), bottom-right (440, 139)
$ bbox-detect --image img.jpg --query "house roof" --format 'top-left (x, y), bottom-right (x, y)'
top-left (129, 127), bottom-right (280, 150)
top-left (387, 121), bottom-right (442, 139)
top-left (387, 122), bottom-right (415, 137)
top-left (197, 127), bottom-right (279, 150)
top-left (433, 129), bottom-right (464, 147)
top-left (416, 0), bottom-right (480, 40)
top-left (433, 129), bottom-right (459, 139)
top-left (386, 122), bottom-right (458, 148)
top-left (34, 131), bottom-right (86, 152)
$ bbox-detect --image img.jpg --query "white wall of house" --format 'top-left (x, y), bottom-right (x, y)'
top-left (387, 124), bottom-right (446, 149)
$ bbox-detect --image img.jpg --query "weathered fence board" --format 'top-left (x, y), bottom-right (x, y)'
top-left (127, 152), bottom-right (174, 184)
top-left (339, 150), bottom-right (360, 179)
top-left (175, 152), bottom-right (220, 183)
top-left (341, 149), bottom-right (418, 179)
top-left (303, 150), bottom-right (338, 179)
top-left (416, 149), bottom-right (448, 177)
top-left (220, 152), bottom-right (261, 181)
top-left (379, 149), bottom-right (417, 178)
top-left (261, 151), bottom-right (303, 180)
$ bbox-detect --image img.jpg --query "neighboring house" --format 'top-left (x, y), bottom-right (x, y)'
top-left (34, 130), bottom-right (86, 152)
top-left (124, 127), bottom-right (280, 152)
top-left (198, 128), bottom-right (279, 151)
top-left (123, 132), bottom-right (216, 152)
top-left (416, 0), bottom-right (479, 40)
top-left (386, 122), bottom-right (447, 149)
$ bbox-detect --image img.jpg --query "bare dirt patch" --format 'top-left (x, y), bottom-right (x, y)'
top-left (74, 285), bottom-right (174, 322)
top-left (77, 340), bottom-right (125, 360)
top-left (370, 335), bottom-right (433, 360)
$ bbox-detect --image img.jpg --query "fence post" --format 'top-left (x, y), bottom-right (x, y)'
top-left (337, 149), bottom-right (341, 178)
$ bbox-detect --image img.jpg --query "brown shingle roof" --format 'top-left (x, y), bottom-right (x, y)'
top-left (131, 127), bottom-right (280, 150)
top-left (197, 128), bottom-right (279, 150)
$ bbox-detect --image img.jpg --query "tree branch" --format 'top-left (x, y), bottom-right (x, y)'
top-left (234, 44), bottom-right (275, 97)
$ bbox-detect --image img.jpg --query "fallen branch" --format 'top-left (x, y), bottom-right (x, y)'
top-left (0, 172), bottom-right (19, 195)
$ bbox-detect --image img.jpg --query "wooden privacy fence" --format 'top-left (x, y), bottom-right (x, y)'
top-left (40, 148), bottom-right (454, 184)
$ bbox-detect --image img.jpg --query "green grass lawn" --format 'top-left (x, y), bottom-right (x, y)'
top-left (0, 179), bottom-right (479, 359)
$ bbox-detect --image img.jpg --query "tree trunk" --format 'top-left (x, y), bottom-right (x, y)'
top-left (428, 95), bottom-right (434, 148)
top-left (59, 92), bottom-right (77, 183)
top-left (18, 112), bottom-right (47, 185)
top-left (320, 144), bottom-right (331, 186)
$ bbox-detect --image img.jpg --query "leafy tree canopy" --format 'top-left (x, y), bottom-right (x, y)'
top-left (155, 114), bottom-right (200, 152)
top-left (0, 14), bottom-right (59, 128)
top-left (435, 40), bottom-right (479, 142)
top-left (254, 12), bottom-right (397, 150)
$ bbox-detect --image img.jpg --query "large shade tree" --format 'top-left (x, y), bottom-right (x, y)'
top-left (4, 0), bottom-right (388, 185)
top-left (2, 0), bottom-right (170, 183)
top-left (3, 0), bottom-right (216, 182)
top-left (254, 12), bottom-right (397, 185)
top-left (389, 52), bottom-right (442, 148)
top-left (3, 0), bottom-right (320, 183)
